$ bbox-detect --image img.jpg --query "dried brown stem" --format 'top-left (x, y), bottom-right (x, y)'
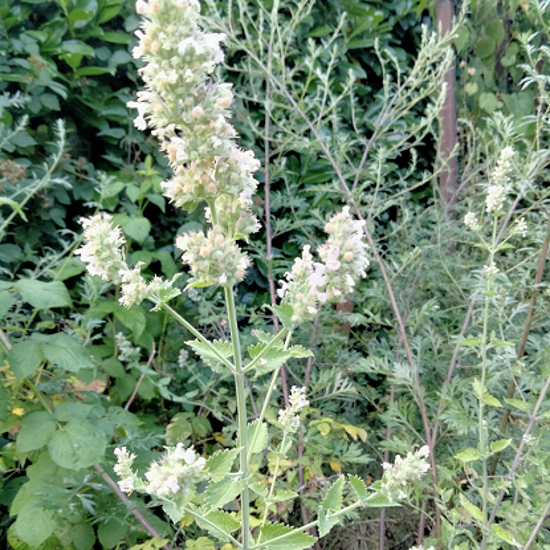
top-left (124, 343), bottom-right (156, 411)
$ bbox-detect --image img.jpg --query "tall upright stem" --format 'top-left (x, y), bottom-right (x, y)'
top-left (225, 286), bottom-right (250, 550)
top-left (479, 216), bottom-right (498, 549)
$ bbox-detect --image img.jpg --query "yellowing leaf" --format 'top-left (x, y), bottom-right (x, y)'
top-left (329, 459), bottom-right (342, 473)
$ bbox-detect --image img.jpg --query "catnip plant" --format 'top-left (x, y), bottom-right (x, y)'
top-left (75, 0), bottom-right (430, 548)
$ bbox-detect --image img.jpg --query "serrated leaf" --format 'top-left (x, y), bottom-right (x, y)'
top-left (482, 393), bottom-right (502, 407)
top-left (14, 500), bottom-right (55, 547)
top-left (349, 475), bottom-right (369, 501)
top-left (247, 420), bottom-right (268, 455)
top-left (272, 304), bottom-right (295, 330)
top-left (455, 448), bottom-right (482, 463)
top-left (205, 448), bottom-right (240, 482)
top-left (165, 413), bottom-right (192, 445)
top-left (503, 398), bottom-right (531, 412)
top-left (204, 477), bottom-right (246, 510)
top-left (199, 511), bottom-right (239, 541)
top-left (363, 493), bottom-right (394, 507)
top-left (16, 412), bottom-right (56, 452)
top-left (247, 343), bottom-right (291, 376)
top-left (317, 508), bottom-right (338, 537)
top-left (15, 279), bottom-right (72, 309)
top-left (260, 522), bottom-right (316, 550)
top-left (491, 524), bottom-right (521, 547)
top-left (33, 333), bottom-right (94, 372)
top-left (272, 490), bottom-right (298, 502)
top-left (457, 337), bottom-right (481, 346)
top-left (48, 420), bottom-right (107, 470)
top-left (7, 339), bottom-right (44, 382)
top-left (321, 476), bottom-right (345, 511)
top-left (186, 339), bottom-right (233, 371)
top-left (460, 494), bottom-right (483, 522)
top-left (490, 439), bottom-right (512, 454)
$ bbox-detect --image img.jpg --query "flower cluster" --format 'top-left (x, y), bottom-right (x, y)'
top-left (144, 443), bottom-right (205, 498)
top-left (379, 445), bottom-right (431, 500)
top-left (76, 214), bottom-right (181, 309)
top-left (486, 146), bottom-right (514, 215)
top-left (113, 444), bottom-right (206, 501)
top-left (176, 225), bottom-right (250, 287)
top-left (129, 0), bottom-right (261, 286)
top-left (114, 447), bottom-right (139, 494)
top-left (278, 207), bottom-right (369, 323)
top-left (278, 386), bottom-right (309, 432)
top-left (511, 217), bottom-right (527, 238)
top-left (75, 213), bottom-right (126, 284)
top-left (320, 207), bottom-right (370, 300)
top-left (463, 211), bottom-right (480, 231)
top-left (116, 333), bottom-right (141, 363)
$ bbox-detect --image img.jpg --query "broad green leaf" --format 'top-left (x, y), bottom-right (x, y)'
top-left (34, 333), bottom-right (94, 372)
top-left (14, 500), bottom-right (55, 547)
top-left (363, 493), bottom-right (394, 507)
top-left (121, 215), bottom-right (151, 243)
top-left (16, 412), bottom-right (56, 452)
top-left (71, 522), bottom-right (96, 550)
top-left (0, 289), bottom-right (14, 319)
top-left (114, 305), bottom-right (147, 338)
top-left (15, 279), bottom-right (72, 309)
top-left (460, 494), bottom-right (483, 522)
top-left (205, 448), bottom-right (240, 482)
top-left (8, 339), bottom-right (44, 382)
top-left (165, 413), bottom-right (192, 445)
top-left (349, 475), bottom-right (369, 502)
top-left (491, 524), bottom-right (521, 547)
top-left (455, 448), bottom-right (482, 463)
top-left (48, 420), bottom-right (107, 470)
top-left (53, 258), bottom-right (86, 281)
top-left (260, 522), bottom-right (316, 550)
top-left (199, 511), bottom-right (239, 541)
top-left (204, 477), bottom-right (246, 510)
top-left (490, 439), bottom-right (512, 454)
top-left (317, 508), bottom-right (338, 537)
top-left (321, 476), bottom-right (345, 511)
top-left (54, 402), bottom-right (93, 422)
top-left (97, 518), bottom-right (127, 549)
top-left (272, 304), bottom-right (295, 330)
top-left (504, 398), bottom-right (531, 412)
top-left (247, 420), bottom-right (268, 454)
top-left (482, 393), bottom-right (502, 407)
top-left (457, 337), bottom-right (481, 346)
top-left (0, 379), bottom-right (7, 422)
top-left (186, 339), bottom-right (233, 371)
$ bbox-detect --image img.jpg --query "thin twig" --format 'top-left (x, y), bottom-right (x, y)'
top-left (380, 386), bottom-right (395, 549)
top-left (523, 498), bottom-right (550, 549)
top-left (94, 463), bottom-right (170, 549)
top-left (124, 344), bottom-right (156, 411)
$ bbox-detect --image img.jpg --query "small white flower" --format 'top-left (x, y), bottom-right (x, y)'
top-left (278, 386), bottom-right (309, 432)
top-left (464, 211), bottom-right (480, 231)
top-left (486, 185), bottom-right (506, 214)
top-left (118, 477), bottom-right (135, 493)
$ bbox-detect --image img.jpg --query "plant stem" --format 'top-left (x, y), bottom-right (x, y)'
top-left (479, 216), bottom-right (498, 549)
top-left (224, 285), bottom-right (250, 550)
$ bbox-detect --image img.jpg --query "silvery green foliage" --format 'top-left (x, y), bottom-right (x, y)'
top-left (74, 0), bottom-right (432, 548)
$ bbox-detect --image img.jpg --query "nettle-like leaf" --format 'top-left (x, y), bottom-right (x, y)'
top-left (16, 411), bottom-right (57, 453)
top-left (321, 476), bottom-right (345, 511)
top-left (186, 339), bottom-right (233, 371)
top-left (204, 477), bottom-right (246, 510)
top-left (259, 522), bottom-right (316, 550)
top-left (317, 508), bottom-right (339, 537)
top-left (247, 339), bottom-right (312, 377)
top-left (247, 420), bottom-right (268, 454)
top-left (273, 490), bottom-right (298, 502)
top-left (198, 511), bottom-right (239, 541)
top-left (348, 475), bottom-right (369, 502)
top-left (14, 279), bottom-right (72, 309)
top-left (271, 304), bottom-right (295, 330)
top-left (205, 448), bottom-right (240, 482)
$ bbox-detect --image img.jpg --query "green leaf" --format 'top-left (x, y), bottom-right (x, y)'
top-left (482, 393), bottom-right (502, 407)
top-left (503, 398), bottom-right (531, 412)
top-left (490, 438), bottom-right (512, 454)
top-left (349, 475), bottom-right (369, 502)
top-left (0, 198), bottom-right (27, 221)
top-left (457, 337), bottom-right (481, 346)
top-left (465, 82), bottom-right (478, 96)
top-left (199, 511), bottom-right (239, 541)
top-left (114, 305), bottom-right (146, 338)
top-left (0, 290), bottom-right (14, 319)
top-left (455, 448), bottom-right (482, 463)
top-left (17, 412), bottom-right (56, 452)
top-left (53, 258), bottom-right (86, 280)
top-left (48, 420), bottom-right (107, 470)
top-left (165, 413), bottom-right (192, 445)
top-left (205, 448), bottom-right (240, 482)
top-left (260, 522), bottom-right (316, 550)
top-left (491, 524), bottom-right (521, 547)
top-left (272, 490), bottom-right (298, 502)
top-left (479, 92), bottom-right (500, 114)
top-left (14, 500), bottom-right (55, 547)
top-left (121, 216), bottom-right (151, 243)
top-left (317, 508), bottom-right (338, 537)
top-left (460, 494), bottom-right (483, 522)
top-left (34, 333), bottom-right (94, 372)
top-left (321, 476), bottom-right (345, 511)
top-left (54, 402), bottom-right (93, 422)
top-left (475, 35), bottom-right (495, 58)
top-left (272, 304), bottom-right (295, 330)
top-left (8, 339), bottom-right (44, 382)
top-left (363, 493), bottom-right (394, 507)
top-left (204, 477), bottom-right (246, 510)
top-left (76, 66), bottom-right (115, 77)
top-left (307, 25), bottom-right (332, 38)
top-left (97, 518), bottom-right (127, 549)
top-left (71, 522), bottom-right (96, 550)
top-left (15, 279), bottom-right (72, 309)
top-left (186, 339), bottom-right (233, 371)
top-left (491, 337), bottom-right (515, 347)
top-left (247, 420), bottom-right (268, 454)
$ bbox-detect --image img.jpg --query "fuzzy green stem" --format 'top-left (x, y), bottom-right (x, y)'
top-left (161, 303), bottom-right (236, 372)
top-left (247, 331), bottom-right (292, 462)
top-left (479, 216), bottom-right (498, 549)
top-left (224, 285), bottom-right (250, 550)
